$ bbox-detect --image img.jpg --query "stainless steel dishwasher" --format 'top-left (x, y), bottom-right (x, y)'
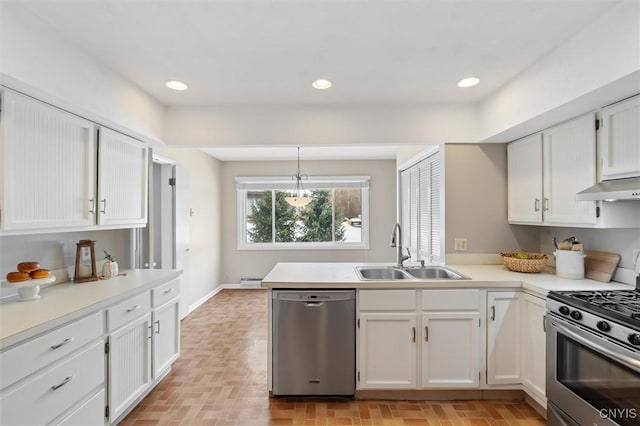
top-left (272, 290), bottom-right (355, 396)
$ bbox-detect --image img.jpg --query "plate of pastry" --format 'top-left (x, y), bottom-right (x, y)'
top-left (3, 262), bottom-right (56, 301)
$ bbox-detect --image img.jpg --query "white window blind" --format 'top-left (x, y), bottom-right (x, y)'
top-left (399, 151), bottom-right (443, 264)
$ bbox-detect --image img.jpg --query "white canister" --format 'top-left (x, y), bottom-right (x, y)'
top-left (554, 250), bottom-right (586, 279)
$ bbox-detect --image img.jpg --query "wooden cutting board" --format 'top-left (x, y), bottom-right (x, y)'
top-left (585, 251), bottom-right (621, 283)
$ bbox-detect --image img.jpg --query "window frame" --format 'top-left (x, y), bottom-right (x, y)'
top-left (236, 176), bottom-right (370, 250)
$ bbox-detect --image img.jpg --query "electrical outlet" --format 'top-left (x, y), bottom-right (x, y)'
top-left (454, 238), bottom-right (468, 251)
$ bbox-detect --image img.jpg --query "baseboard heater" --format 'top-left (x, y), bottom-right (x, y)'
top-left (240, 277), bottom-right (263, 288)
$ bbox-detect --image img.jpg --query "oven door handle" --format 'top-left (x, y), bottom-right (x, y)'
top-left (553, 321), bottom-right (640, 372)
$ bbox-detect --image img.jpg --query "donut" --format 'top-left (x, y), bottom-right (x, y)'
top-left (30, 269), bottom-right (51, 279)
top-left (17, 262), bottom-right (40, 273)
top-left (6, 272), bottom-right (30, 283)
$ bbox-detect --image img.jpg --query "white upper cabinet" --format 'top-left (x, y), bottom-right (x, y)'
top-left (599, 96), bottom-right (640, 180)
top-left (0, 88), bottom-right (149, 233)
top-left (0, 90), bottom-right (97, 230)
top-left (542, 114), bottom-right (596, 226)
top-left (508, 114), bottom-right (597, 226)
top-left (98, 127), bottom-right (148, 226)
top-left (507, 134), bottom-right (543, 224)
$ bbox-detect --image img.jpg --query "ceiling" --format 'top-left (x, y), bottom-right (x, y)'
top-left (3, 0), bottom-right (616, 108)
top-left (201, 145), bottom-right (399, 161)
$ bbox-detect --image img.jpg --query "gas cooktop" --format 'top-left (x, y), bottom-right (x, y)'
top-left (548, 289), bottom-right (640, 330)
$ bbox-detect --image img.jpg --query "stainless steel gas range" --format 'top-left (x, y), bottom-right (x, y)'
top-left (546, 285), bottom-right (640, 425)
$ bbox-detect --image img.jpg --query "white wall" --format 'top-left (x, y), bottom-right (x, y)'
top-left (0, 229), bottom-right (131, 298)
top-left (444, 144), bottom-right (539, 256)
top-left (220, 159), bottom-right (397, 283)
top-left (164, 104), bottom-right (478, 146)
top-left (479, 2), bottom-right (640, 143)
top-left (152, 147), bottom-right (223, 310)
top-left (0, 7), bottom-right (165, 143)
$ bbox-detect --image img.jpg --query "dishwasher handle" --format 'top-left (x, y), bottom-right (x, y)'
top-left (305, 301), bottom-right (325, 307)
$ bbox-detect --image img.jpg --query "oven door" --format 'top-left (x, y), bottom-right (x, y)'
top-left (547, 314), bottom-right (640, 426)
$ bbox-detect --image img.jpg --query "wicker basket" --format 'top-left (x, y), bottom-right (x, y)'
top-left (500, 252), bottom-right (548, 273)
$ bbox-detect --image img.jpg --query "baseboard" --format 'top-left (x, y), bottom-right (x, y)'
top-left (186, 284), bottom-right (263, 315)
top-left (355, 389), bottom-right (525, 401)
top-left (524, 394), bottom-right (547, 419)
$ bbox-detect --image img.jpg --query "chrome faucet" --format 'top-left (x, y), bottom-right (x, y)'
top-left (390, 223), bottom-right (411, 268)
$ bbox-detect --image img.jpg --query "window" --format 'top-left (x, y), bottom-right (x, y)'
top-left (236, 176), bottom-right (369, 250)
top-left (400, 150), bottom-right (443, 263)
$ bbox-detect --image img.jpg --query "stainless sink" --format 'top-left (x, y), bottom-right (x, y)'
top-left (355, 266), bottom-right (469, 281)
top-left (355, 267), bottom-right (411, 280)
top-left (404, 266), bottom-right (469, 280)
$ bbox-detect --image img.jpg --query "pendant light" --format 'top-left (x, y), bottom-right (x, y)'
top-left (285, 147), bottom-right (312, 207)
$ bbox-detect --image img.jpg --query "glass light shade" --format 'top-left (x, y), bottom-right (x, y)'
top-left (285, 196), bottom-right (312, 207)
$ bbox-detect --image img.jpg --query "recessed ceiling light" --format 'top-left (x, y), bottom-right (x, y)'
top-left (165, 80), bottom-right (189, 91)
top-left (457, 77), bottom-right (480, 88)
top-left (312, 79), bottom-right (332, 90)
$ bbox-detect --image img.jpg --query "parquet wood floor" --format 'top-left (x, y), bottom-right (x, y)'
top-left (122, 289), bottom-right (545, 426)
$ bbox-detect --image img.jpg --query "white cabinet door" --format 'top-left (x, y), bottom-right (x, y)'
top-left (600, 96), bottom-right (640, 180)
top-left (108, 313), bottom-right (152, 421)
top-left (152, 298), bottom-right (180, 379)
top-left (521, 294), bottom-right (546, 406)
top-left (543, 114), bottom-right (597, 225)
top-left (421, 312), bottom-right (480, 388)
top-left (98, 127), bottom-right (148, 227)
top-left (487, 291), bottom-right (521, 385)
top-left (0, 89), bottom-right (96, 230)
top-left (507, 134), bottom-right (543, 224)
top-left (358, 312), bottom-right (417, 389)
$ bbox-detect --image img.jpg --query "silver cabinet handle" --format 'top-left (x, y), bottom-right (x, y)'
top-left (50, 338), bottom-right (74, 350)
top-left (543, 197), bottom-right (549, 212)
top-left (51, 376), bottom-right (72, 391)
top-left (163, 288), bottom-right (174, 294)
top-left (126, 304), bottom-right (140, 312)
top-left (534, 198), bottom-right (540, 212)
top-left (100, 198), bottom-right (107, 214)
top-left (412, 327), bottom-right (416, 343)
top-left (148, 325), bottom-right (153, 339)
top-left (155, 319), bottom-right (160, 335)
top-left (88, 199), bottom-right (95, 214)
top-left (425, 326), bottom-right (429, 342)
top-left (542, 314), bottom-right (546, 332)
top-left (490, 306), bottom-right (496, 321)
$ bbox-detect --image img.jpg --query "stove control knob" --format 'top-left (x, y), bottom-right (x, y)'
top-left (570, 310), bottom-right (582, 320)
top-left (558, 306), bottom-right (570, 315)
top-left (597, 321), bottom-right (611, 332)
top-left (628, 334), bottom-right (640, 346)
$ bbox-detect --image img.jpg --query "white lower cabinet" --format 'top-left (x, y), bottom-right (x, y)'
top-left (359, 312), bottom-right (417, 388)
top-left (57, 389), bottom-right (106, 426)
top-left (0, 341), bottom-right (104, 426)
top-left (358, 289), bottom-right (481, 390)
top-left (108, 312), bottom-right (153, 421)
top-left (152, 296), bottom-right (180, 379)
top-left (487, 291), bottom-right (521, 385)
top-left (358, 290), bottom-right (417, 389)
top-left (421, 289), bottom-right (481, 388)
top-left (521, 294), bottom-right (547, 406)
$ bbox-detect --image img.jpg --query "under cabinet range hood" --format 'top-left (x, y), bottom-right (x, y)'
top-left (576, 176), bottom-right (640, 201)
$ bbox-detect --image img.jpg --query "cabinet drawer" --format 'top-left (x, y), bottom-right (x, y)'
top-left (0, 341), bottom-right (104, 426)
top-left (152, 278), bottom-right (180, 307)
top-left (56, 389), bottom-right (105, 426)
top-left (107, 291), bottom-right (151, 331)
top-left (359, 290), bottom-right (416, 311)
top-left (0, 311), bottom-right (103, 390)
top-left (422, 289), bottom-right (480, 311)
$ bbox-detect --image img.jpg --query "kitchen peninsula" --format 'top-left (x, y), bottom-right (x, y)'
top-left (262, 262), bottom-right (634, 411)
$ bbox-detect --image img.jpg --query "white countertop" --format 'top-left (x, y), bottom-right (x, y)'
top-left (261, 262), bottom-right (635, 296)
top-left (0, 269), bottom-right (182, 349)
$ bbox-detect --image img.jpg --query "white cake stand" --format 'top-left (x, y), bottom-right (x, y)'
top-left (2, 276), bottom-right (56, 301)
